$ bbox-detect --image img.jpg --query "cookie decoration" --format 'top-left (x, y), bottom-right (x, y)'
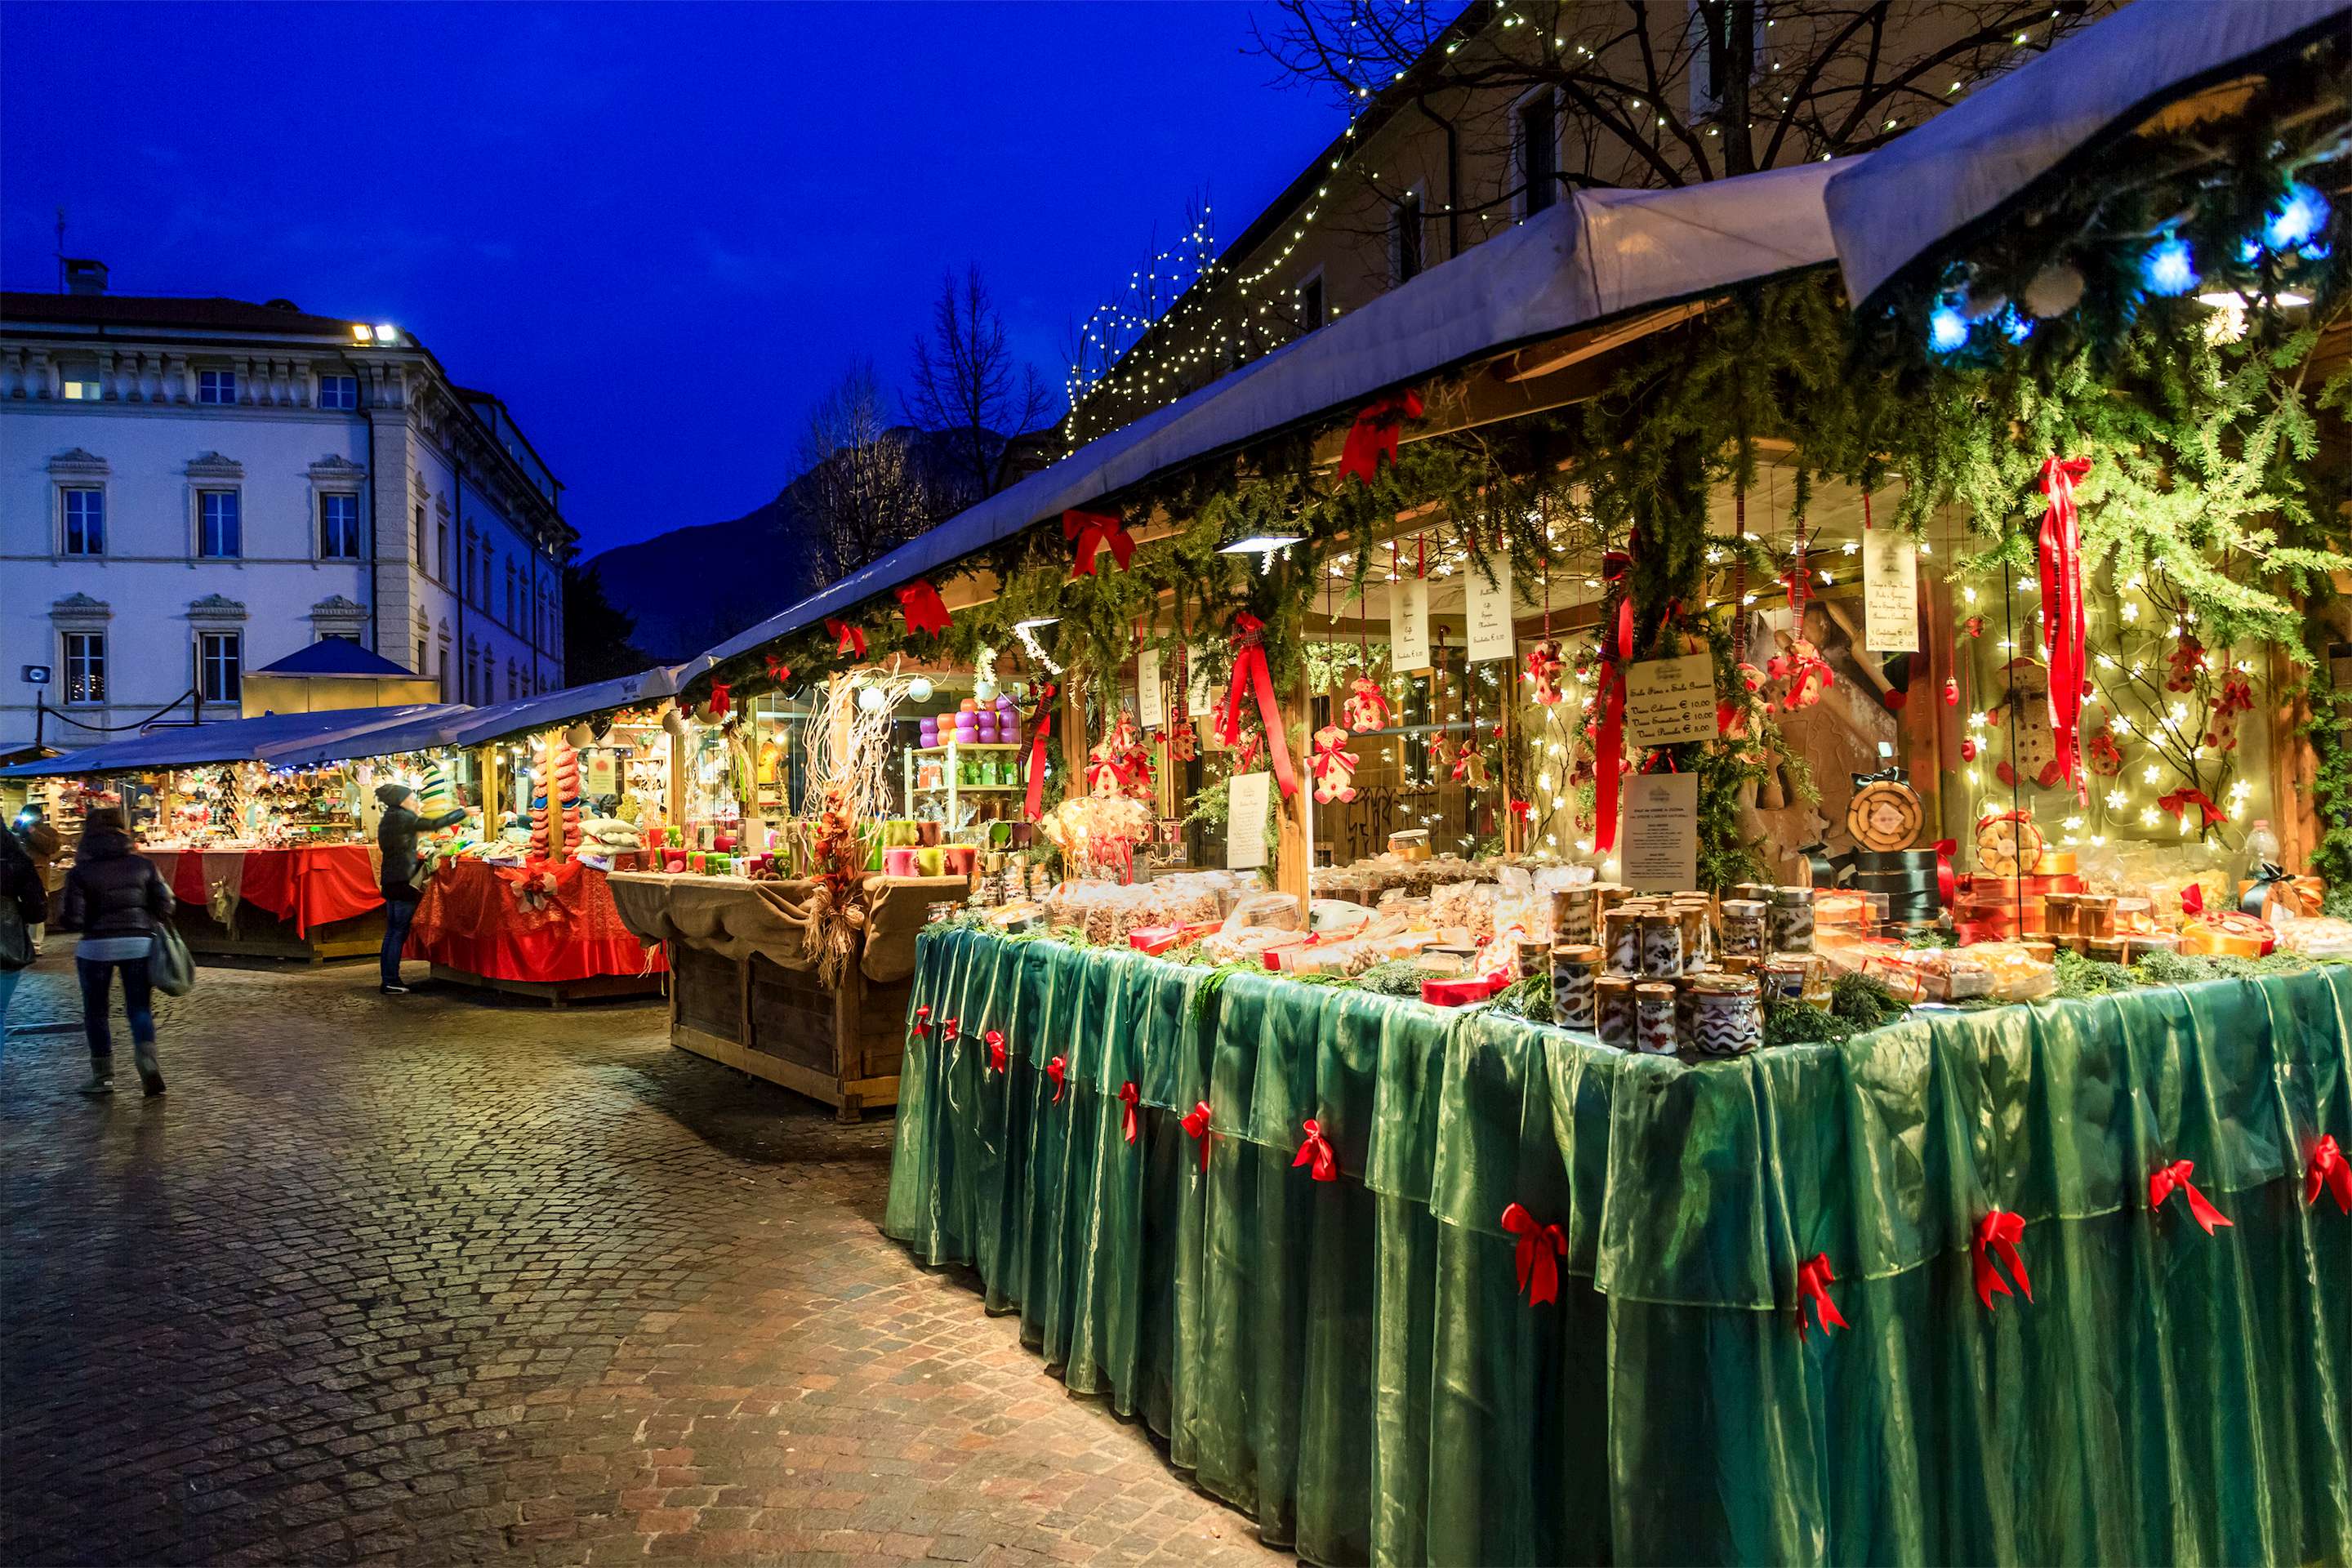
top-left (1975, 809), bottom-right (2046, 878)
top-left (1846, 770), bottom-right (1923, 853)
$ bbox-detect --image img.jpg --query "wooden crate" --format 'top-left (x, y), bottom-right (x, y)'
top-left (667, 942), bottom-right (902, 1121)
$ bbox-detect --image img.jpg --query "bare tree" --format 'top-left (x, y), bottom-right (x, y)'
top-left (797, 362), bottom-right (939, 587)
top-left (905, 266), bottom-right (1055, 509)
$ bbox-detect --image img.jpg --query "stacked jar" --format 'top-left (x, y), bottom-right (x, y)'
top-left (1551, 945), bottom-right (1601, 1031)
top-left (1686, 971), bottom-right (1763, 1056)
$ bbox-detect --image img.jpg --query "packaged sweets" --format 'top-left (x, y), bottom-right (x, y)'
top-left (1604, 908), bottom-right (1644, 976)
top-left (1720, 899), bottom-right (1768, 958)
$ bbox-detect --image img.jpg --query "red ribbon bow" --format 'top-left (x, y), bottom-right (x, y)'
top-left (1023, 681), bottom-right (1057, 822)
top-left (1498, 1203), bottom-right (1565, 1306)
top-left (1118, 1081), bottom-right (1141, 1144)
top-left (1592, 550), bottom-right (1635, 853)
top-left (983, 1030), bottom-right (1009, 1077)
top-left (706, 679), bottom-right (732, 718)
top-left (2180, 882), bottom-right (2206, 917)
top-left (1045, 1056), bottom-right (1067, 1103)
top-left (1181, 1101), bottom-right (1214, 1174)
top-left (1219, 612), bottom-right (1299, 799)
top-left (2307, 1135), bottom-right (2352, 1213)
top-left (1972, 1209), bottom-right (2034, 1312)
top-left (1293, 1118), bottom-right (1339, 1182)
top-left (896, 580), bottom-right (951, 638)
top-left (2037, 455), bottom-right (2092, 804)
top-left (911, 1004), bottom-right (931, 1039)
top-left (1794, 1253), bottom-right (1848, 1340)
top-left (764, 655), bottom-right (793, 685)
top-left (1062, 509), bottom-right (1136, 577)
top-left (826, 619), bottom-right (866, 658)
top-left (1930, 839), bottom-right (1958, 910)
top-left (2157, 786), bottom-right (2224, 830)
top-left (2149, 1159), bottom-right (2233, 1234)
top-left (1335, 389), bottom-right (1423, 486)
top-left (942, 1017), bottom-right (960, 1042)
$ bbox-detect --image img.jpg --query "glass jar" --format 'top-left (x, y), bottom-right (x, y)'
top-left (1672, 900), bottom-right (1713, 973)
top-left (1516, 939), bottom-right (1551, 981)
top-left (1640, 914), bottom-right (1682, 978)
top-left (1551, 889), bottom-right (1594, 946)
top-left (1603, 909), bottom-right (1644, 976)
top-left (1596, 977), bottom-right (1637, 1049)
top-left (1761, 952), bottom-right (1811, 1003)
top-left (1551, 945), bottom-right (1601, 1031)
top-left (2077, 894), bottom-right (2118, 940)
top-left (1688, 972), bottom-right (1762, 1057)
top-left (1768, 886), bottom-right (1815, 953)
top-left (1635, 982), bottom-right (1679, 1055)
top-left (1720, 898), bottom-right (1768, 959)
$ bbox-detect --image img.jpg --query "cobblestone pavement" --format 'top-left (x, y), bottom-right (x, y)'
top-left (1, 952), bottom-right (1280, 1568)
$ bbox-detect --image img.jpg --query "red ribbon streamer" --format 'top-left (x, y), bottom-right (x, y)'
top-left (1220, 612), bottom-right (1299, 799)
top-left (2307, 1135), bottom-right (2352, 1213)
top-left (896, 580), bottom-right (951, 638)
top-left (2037, 456), bottom-right (2092, 804)
top-left (1118, 1081), bottom-right (1141, 1144)
top-left (1930, 839), bottom-right (1958, 910)
top-left (1593, 550), bottom-right (1634, 853)
top-left (1062, 509), bottom-right (1136, 576)
top-left (1023, 682), bottom-right (1058, 822)
top-left (1795, 1253), bottom-right (1848, 1341)
top-left (1498, 1203), bottom-right (1564, 1306)
top-left (826, 619), bottom-right (866, 658)
top-left (1293, 1118), bottom-right (1339, 1182)
top-left (1334, 389), bottom-right (1423, 486)
top-left (911, 1004), bottom-right (931, 1039)
top-left (2148, 1159), bottom-right (2233, 1234)
top-left (1181, 1101), bottom-right (1214, 1174)
top-left (1046, 1056), bottom-right (1067, 1103)
top-left (1972, 1210), bottom-right (2034, 1312)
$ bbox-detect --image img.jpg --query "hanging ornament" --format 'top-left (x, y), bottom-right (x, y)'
top-left (2035, 456), bottom-right (2092, 804)
top-left (2206, 670), bottom-right (2254, 751)
top-left (2157, 786), bottom-right (2225, 831)
top-left (2022, 261), bottom-right (2087, 318)
top-left (2166, 631), bottom-right (2208, 693)
top-left (1309, 725), bottom-right (1361, 804)
top-left (1986, 658), bottom-right (2064, 790)
top-left (1165, 647), bottom-right (1196, 764)
top-left (1343, 675), bottom-right (1392, 733)
top-left (1766, 529), bottom-right (1833, 711)
top-left (1960, 736), bottom-right (1980, 763)
top-left (1450, 742), bottom-right (1490, 789)
top-left (2087, 723), bottom-right (2125, 777)
top-left (1943, 675), bottom-right (1960, 707)
top-left (1524, 642), bottom-right (1565, 706)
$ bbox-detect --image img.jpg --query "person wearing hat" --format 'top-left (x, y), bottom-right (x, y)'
top-left (58, 808), bottom-right (173, 1097)
top-left (374, 782), bottom-right (463, 996)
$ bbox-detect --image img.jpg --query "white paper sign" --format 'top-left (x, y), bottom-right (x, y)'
top-left (1464, 557), bottom-right (1516, 663)
top-left (1862, 527), bottom-right (1920, 653)
top-left (1620, 771), bottom-right (1699, 893)
top-left (1625, 653), bottom-right (1719, 747)
top-left (1392, 577), bottom-right (1431, 672)
top-left (1185, 645), bottom-right (1213, 714)
top-left (1137, 647), bottom-right (1165, 729)
top-left (1225, 770), bottom-right (1271, 870)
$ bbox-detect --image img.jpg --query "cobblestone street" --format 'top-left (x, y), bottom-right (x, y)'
top-left (0, 956), bottom-right (1279, 1568)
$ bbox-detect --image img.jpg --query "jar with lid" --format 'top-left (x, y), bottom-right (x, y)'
top-left (1768, 886), bottom-right (1815, 952)
top-left (1603, 908), bottom-right (1644, 976)
top-left (1640, 914), bottom-right (1683, 978)
top-left (1720, 899), bottom-right (1768, 958)
top-left (1551, 889), bottom-right (1594, 946)
top-left (1687, 972), bottom-right (1763, 1057)
top-left (1551, 945), bottom-right (1601, 1031)
top-left (1634, 982), bottom-right (1679, 1055)
top-left (1596, 976), bottom-right (1637, 1049)
top-left (1671, 900), bottom-right (1713, 973)
top-left (2077, 894), bottom-right (2118, 940)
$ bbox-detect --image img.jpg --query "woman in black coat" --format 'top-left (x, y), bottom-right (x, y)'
top-left (60, 808), bottom-right (173, 1097)
top-left (0, 824), bottom-right (45, 1027)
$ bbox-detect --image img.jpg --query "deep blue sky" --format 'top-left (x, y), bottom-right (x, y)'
top-left (1, 2), bottom-right (1348, 556)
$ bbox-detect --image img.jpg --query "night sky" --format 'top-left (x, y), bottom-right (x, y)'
top-left (0, 2), bottom-right (1350, 556)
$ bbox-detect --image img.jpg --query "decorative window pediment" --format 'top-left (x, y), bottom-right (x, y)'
top-left (187, 452), bottom-right (245, 481)
top-left (186, 593), bottom-right (248, 625)
top-left (309, 454), bottom-right (368, 479)
top-left (50, 592), bottom-right (112, 626)
top-left (47, 448), bottom-right (110, 477)
top-left (310, 595), bottom-right (368, 621)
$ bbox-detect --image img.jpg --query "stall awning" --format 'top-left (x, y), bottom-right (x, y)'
top-left (0, 705), bottom-right (462, 779)
top-left (699, 157), bottom-right (1855, 668)
top-left (256, 666), bottom-right (699, 768)
top-left (1825, 0), bottom-right (2349, 311)
top-left (252, 640), bottom-right (420, 679)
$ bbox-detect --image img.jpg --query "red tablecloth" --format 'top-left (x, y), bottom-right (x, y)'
top-left (142, 843), bottom-right (382, 938)
top-left (407, 857), bottom-right (667, 983)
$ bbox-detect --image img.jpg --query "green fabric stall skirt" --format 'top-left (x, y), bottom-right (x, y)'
top-left (884, 925), bottom-right (2352, 1566)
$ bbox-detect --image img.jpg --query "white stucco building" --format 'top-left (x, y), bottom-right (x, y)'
top-left (0, 278), bottom-right (569, 757)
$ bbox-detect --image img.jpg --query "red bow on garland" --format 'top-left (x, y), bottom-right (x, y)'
top-left (2307, 1135), bottom-right (2352, 1213)
top-left (1592, 550), bottom-right (1635, 854)
top-left (2157, 787), bottom-right (2225, 830)
top-left (1293, 1118), bottom-right (1339, 1182)
top-left (1220, 612), bottom-right (1299, 799)
top-left (764, 655), bottom-right (793, 685)
top-left (1335, 389), bottom-right (1423, 487)
top-left (1795, 1253), bottom-right (1848, 1341)
top-left (1972, 1209), bottom-right (2034, 1312)
top-left (1023, 682), bottom-right (1057, 822)
top-left (1498, 1203), bottom-right (1564, 1306)
top-left (706, 679), bottom-right (732, 718)
top-left (2149, 1159), bottom-right (2232, 1234)
top-left (1062, 509), bottom-right (1136, 577)
top-left (1181, 1101), bottom-right (1214, 1174)
top-left (896, 580), bottom-right (951, 638)
top-left (2037, 455), bottom-right (2093, 804)
top-left (1118, 1081), bottom-right (1141, 1144)
top-left (826, 619), bottom-right (866, 658)
top-left (911, 1005), bottom-right (931, 1039)
top-left (1046, 1056), bottom-right (1067, 1103)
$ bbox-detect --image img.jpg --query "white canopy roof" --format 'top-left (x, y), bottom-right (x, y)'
top-left (1825, 0), bottom-right (2349, 310)
top-left (702, 157), bottom-right (1855, 666)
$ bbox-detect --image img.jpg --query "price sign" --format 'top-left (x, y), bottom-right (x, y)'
top-left (1620, 771), bottom-right (1699, 892)
top-left (1392, 577), bottom-right (1431, 672)
top-left (1136, 647), bottom-right (1165, 728)
top-left (1862, 525), bottom-right (1920, 653)
top-left (1625, 653), bottom-right (1718, 747)
top-left (1226, 771), bottom-right (1271, 870)
top-left (1464, 557), bottom-right (1516, 663)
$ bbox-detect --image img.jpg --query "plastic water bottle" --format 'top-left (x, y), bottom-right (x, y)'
top-left (2239, 818), bottom-right (2282, 911)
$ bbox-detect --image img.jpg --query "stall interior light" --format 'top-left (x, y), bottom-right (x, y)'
top-left (2140, 236), bottom-right (2198, 296)
top-left (1013, 616), bottom-right (1061, 632)
top-left (2196, 288), bottom-right (2312, 309)
top-left (1217, 530), bottom-right (1306, 555)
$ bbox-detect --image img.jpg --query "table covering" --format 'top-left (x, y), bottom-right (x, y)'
top-left (142, 844), bottom-right (381, 938)
top-left (408, 858), bottom-right (666, 983)
top-left (886, 924), bottom-right (2352, 1566)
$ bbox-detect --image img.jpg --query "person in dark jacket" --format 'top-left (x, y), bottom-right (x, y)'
top-left (15, 804), bottom-right (63, 956)
top-left (375, 783), bottom-right (463, 995)
top-left (1, 823), bottom-right (47, 1026)
top-left (59, 808), bottom-right (172, 1097)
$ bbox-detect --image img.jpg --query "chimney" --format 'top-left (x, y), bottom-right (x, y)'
top-left (63, 257), bottom-right (108, 296)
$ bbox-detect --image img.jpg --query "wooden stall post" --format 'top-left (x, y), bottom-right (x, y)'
top-left (480, 744), bottom-right (502, 830)
top-left (1277, 667), bottom-right (1313, 911)
top-left (541, 729), bottom-right (567, 865)
top-left (1060, 675), bottom-right (1088, 793)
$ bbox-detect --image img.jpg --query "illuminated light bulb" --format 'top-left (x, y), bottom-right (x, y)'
top-left (2143, 764), bottom-right (2161, 784)
top-left (1965, 769), bottom-right (1980, 788)
top-left (1842, 539), bottom-right (1860, 555)
top-left (1962, 585), bottom-right (1979, 605)
top-left (1918, 541), bottom-right (1931, 555)
top-left (2142, 806), bottom-right (2160, 826)
top-left (2105, 790), bottom-right (2126, 809)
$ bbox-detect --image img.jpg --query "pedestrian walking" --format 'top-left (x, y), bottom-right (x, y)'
top-left (59, 808), bottom-right (172, 1097)
top-left (14, 803), bottom-right (63, 958)
top-left (374, 783), bottom-right (462, 996)
top-left (0, 821), bottom-right (46, 1027)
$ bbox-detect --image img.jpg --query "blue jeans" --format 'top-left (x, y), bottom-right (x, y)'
top-left (0, 965), bottom-right (21, 1028)
top-left (77, 956), bottom-right (154, 1061)
top-left (381, 895), bottom-right (417, 988)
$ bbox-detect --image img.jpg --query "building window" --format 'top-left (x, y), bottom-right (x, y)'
top-left (1296, 273), bottom-right (1325, 333)
top-left (62, 378), bottom-right (102, 401)
top-left (198, 631), bottom-right (242, 705)
top-left (317, 374), bottom-right (359, 411)
top-left (436, 520), bottom-right (448, 582)
top-left (198, 490), bottom-right (242, 559)
top-left (507, 660), bottom-right (519, 700)
top-left (437, 646), bottom-right (450, 701)
top-left (414, 503), bottom-right (426, 565)
top-left (1392, 190), bottom-right (1424, 284)
top-left (61, 488), bottom-right (105, 556)
top-left (416, 638), bottom-right (428, 676)
top-left (483, 649), bottom-right (496, 700)
top-left (197, 368), bottom-right (237, 406)
top-left (506, 563), bottom-right (518, 628)
top-left (319, 493), bottom-right (362, 559)
top-left (1518, 92), bottom-right (1557, 216)
top-left (63, 631), bottom-right (105, 706)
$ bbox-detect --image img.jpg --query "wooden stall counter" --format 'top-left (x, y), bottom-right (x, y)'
top-left (408, 856), bottom-right (667, 1005)
top-left (140, 842), bottom-right (385, 964)
top-left (608, 872), bottom-right (968, 1120)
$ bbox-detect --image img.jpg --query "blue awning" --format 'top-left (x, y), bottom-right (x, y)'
top-left (0, 705), bottom-right (463, 779)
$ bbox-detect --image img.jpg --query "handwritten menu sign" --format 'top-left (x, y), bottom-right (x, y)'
top-left (1625, 653), bottom-right (1718, 747)
top-left (1620, 771), bottom-right (1699, 892)
top-left (1465, 556), bottom-right (1516, 662)
top-left (1862, 526), bottom-right (1920, 652)
top-left (1136, 647), bottom-right (1165, 728)
top-left (1392, 577), bottom-right (1432, 671)
top-left (1226, 771), bottom-right (1271, 870)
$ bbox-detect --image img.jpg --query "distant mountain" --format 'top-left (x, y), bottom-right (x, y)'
top-left (583, 425), bottom-right (1022, 664)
